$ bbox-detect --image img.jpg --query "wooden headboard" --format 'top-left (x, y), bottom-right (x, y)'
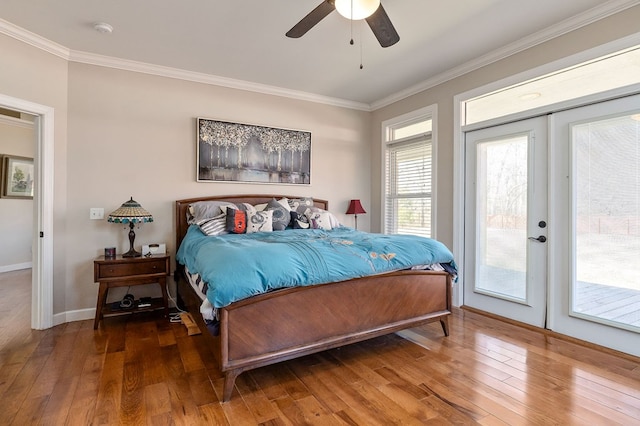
top-left (175, 194), bottom-right (329, 251)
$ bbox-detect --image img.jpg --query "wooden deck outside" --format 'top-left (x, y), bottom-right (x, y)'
top-left (575, 281), bottom-right (640, 328)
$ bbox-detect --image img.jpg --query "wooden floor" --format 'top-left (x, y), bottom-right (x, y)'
top-left (1, 270), bottom-right (640, 425)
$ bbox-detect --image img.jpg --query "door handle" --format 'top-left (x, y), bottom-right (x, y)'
top-left (528, 235), bottom-right (547, 243)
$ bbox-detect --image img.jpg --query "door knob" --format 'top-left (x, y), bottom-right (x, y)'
top-left (528, 235), bottom-right (547, 243)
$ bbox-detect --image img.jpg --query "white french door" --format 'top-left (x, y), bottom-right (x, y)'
top-left (463, 117), bottom-right (548, 327)
top-left (463, 95), bottom-right (640, 356)
top-left (549, 94), bottom-right (640, 356)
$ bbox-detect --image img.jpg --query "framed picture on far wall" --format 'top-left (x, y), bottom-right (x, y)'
top-left (197, 117), bottom-right (311, 185)
top-left (1, 155), bottom-right (34, 199)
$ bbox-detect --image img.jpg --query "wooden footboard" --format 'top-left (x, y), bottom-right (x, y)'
top-left (177, 268), bottom-right (451, 402)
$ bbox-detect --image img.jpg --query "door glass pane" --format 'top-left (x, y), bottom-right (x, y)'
top-left (573, 114), bottom-right (640, 331)
top-left (476, 135), bottom-right (528, 301)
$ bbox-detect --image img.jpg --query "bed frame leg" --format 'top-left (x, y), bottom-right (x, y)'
top-left (440, 317), bottom-right (450, 336)
top-left (222, 369), bottom-right (241, 402)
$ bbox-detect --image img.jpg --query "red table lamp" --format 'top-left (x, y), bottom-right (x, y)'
top-left (346, 199), bottom-right (366, 230)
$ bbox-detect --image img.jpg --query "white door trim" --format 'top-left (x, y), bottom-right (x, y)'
top-left (0, 93), bottom-right (54, 330)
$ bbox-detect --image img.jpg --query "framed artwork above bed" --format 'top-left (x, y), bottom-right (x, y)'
top-left (197, 117), bottom-right (311, 185)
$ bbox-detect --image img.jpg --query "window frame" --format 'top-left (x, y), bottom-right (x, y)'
top-left (381, 104), bottom-right (438, 238)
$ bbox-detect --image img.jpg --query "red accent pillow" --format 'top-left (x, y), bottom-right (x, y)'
top-left (225, 209), bottom-right (247, 234)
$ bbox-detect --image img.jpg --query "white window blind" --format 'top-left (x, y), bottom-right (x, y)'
top-left (384, 133), bottom-right (432, 237)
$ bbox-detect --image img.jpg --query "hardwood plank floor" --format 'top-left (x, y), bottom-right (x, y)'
top-left (1, 270), bottom-right (639, 425)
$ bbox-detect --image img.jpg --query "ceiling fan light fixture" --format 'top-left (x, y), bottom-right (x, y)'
top-left (335, 0), bottom-right (380, 20)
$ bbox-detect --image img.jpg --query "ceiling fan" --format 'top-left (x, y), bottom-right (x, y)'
top-left (286, 0), bottom-right (400, 48)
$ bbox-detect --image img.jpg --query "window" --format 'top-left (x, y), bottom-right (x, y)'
top-left (464, 45), bottom-right (640, 125)
top-left (382, 107), bottom-right (434, 238)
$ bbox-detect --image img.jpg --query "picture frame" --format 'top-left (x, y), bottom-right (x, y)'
top-left (197, 117), bottom-right (311, 185)
top-left (1, 155), bottom-right (34, 199)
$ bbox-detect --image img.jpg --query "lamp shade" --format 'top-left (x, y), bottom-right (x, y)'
top-left (107, 197), bottom-right (153, 224)
top-left (108, 197), bottom-right (153, 258)
top-left (346, 199), bottom-right (366, 215)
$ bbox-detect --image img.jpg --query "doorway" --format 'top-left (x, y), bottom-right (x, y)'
top-left (0, 109), bottom-right (35, 335)
top-left (0, 93), bottom-right (54, 330)
top-left (463, 116), bottom-right (548, 327)
top-left (548, 94), bottom-right (640, 355)
top-left (463, 95), bottom-right (640, 356)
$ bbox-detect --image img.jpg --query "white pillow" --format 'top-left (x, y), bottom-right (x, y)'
top-left (300, 207), bottom-right (341, 229)
top-left (306, 210), bottom-right (333, 230)
top-left (277, 198), bottom-right (292, 211)
top-left (254, 203), bottom-right (268, 211)
top-left (246, 210), bottom-right (274, 233)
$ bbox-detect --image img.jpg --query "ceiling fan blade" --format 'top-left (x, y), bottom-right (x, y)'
top-left (286, 1), bottom-right (336, 38)
top-left (365, 3), bottom-right (399, 48)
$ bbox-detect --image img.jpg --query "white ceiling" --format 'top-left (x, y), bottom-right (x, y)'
top-left (0, 0), bottom-right (632, 109)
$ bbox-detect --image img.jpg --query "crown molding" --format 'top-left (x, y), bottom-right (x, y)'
top-left (370, 0), bottom-right (640, 110)
top-left (0, 18), bottom-right (69, 60)
top-left (68, 50), bottom-right (371, 111)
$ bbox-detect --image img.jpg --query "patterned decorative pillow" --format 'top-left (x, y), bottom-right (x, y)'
top-left (265, 198), bottom-right (291, 230)
top-left (289, 211), bottom-right (310, 229)
top-left (196, 213), bottom-right (228, 236)
top-left (225, 209), bottom-right (247, 234)
top-left (287, 197), bottom-right (314, 213)
top-left (246, 210), bottom-right (274, 233)
top-left (306, 210), bottom-right (333, 230)
top-left (299, 206), bottom-right (341, 229)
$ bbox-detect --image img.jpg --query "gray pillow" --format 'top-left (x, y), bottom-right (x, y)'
top-left (265, 198), bottom-right (290, 230)
top-left (287, 197), bottom-right (314, 213)
top-left (188, 201), bottom-right (235, 224)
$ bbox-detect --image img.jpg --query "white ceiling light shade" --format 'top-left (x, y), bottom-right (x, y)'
top-left (335, 0), bottom-right (381, 20)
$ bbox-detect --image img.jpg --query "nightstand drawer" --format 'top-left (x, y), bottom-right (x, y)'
top-left (96, 258), bottom-right (167, 280)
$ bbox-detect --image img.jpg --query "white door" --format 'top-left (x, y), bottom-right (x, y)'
top-left (549, 94), bottom-right (640, 357)
top-left (464, 117), bottom-right (548, 327)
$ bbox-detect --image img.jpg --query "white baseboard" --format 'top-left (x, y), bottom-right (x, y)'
top-left (0, 262), bottom-right (32, 273)
top-left (53, 308), bottom-right (95, 326)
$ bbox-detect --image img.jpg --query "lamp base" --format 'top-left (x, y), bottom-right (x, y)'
top-left (122, 222), bottom-right (140, 257)
top-left (122, 248), bottom-right (142, 258)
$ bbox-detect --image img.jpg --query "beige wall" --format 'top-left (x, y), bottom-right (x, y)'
top-left (0, 119), bottom-right (35, 269)
top-left (1, 32), bottom-right (371, 318)
top-left (0, 33), bottom-right (69, 314)
top-left (370, 5), bottom-right (640, 251)
top-left (65, 63), bottom-right (371, 313)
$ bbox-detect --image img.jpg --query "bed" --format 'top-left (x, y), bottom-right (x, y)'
top-left (174, 194), bottom-right (455, 402)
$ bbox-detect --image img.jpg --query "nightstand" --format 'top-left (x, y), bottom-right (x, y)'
top-left (93, 254), bottom-right (170, 329)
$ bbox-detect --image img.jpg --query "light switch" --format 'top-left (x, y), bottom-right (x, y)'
top-left (90, 208), bottom-right (104, 220)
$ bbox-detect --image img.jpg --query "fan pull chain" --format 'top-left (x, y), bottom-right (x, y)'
top-left (349, 0), bottom-right (354, 45)
top-left (360, 21), bottom-right (364, 69)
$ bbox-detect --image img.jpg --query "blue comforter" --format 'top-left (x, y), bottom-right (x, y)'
top-left (177, 225), bottom-right (456, 308)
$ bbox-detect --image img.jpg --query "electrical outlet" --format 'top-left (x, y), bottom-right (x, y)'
top-left (90, 208), bottom-right (104, 220)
